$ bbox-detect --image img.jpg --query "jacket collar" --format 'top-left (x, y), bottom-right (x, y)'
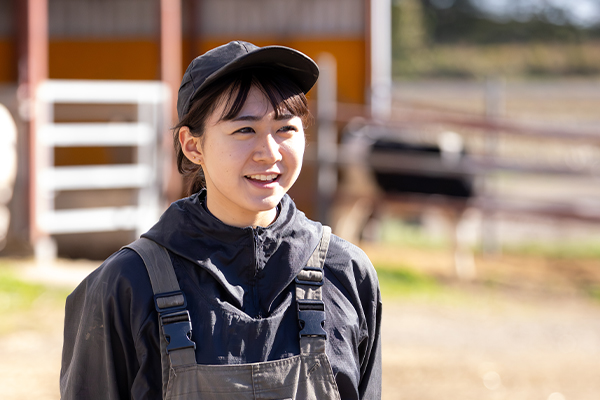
top-left (142, 190), bottom-right (322, 314)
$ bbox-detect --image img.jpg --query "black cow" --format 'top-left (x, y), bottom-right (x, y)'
top-left (334, 123), bottom-right (478, 279)
top-left (370, 138), bottom-right (474, 198)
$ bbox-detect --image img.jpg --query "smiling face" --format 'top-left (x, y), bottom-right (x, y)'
top-left (180, 85), bottom-right (306, 228)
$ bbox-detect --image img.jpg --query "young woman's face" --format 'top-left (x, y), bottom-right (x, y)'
top-left (182, 86), bottom-right (305, 228)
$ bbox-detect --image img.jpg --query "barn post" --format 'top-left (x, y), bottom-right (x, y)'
top-left (160, 0), bottom-right (183, 202)
top-left (17, 0), bottom-right (49, 259)
top-left (316, 53), bottom-right (338, 225)
top-left (481, 77), bottom-right (505, 255)
top-left (369, 0), bottom-right (392, 121)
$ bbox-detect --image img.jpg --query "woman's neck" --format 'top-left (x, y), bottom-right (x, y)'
top-left (203, 197), bottom-right (279, 228)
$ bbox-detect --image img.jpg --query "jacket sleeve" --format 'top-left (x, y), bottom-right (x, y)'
top-left (326, 235), bottom-right (383, 399)
top-left (60, 249), bottom-right (162, 400)
top-left (358, 284), bottom-right (382, 399)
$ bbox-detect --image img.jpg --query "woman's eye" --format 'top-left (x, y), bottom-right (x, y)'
top-left (278, 125), bottom-right (298, 133)
top-left (235, 127), bottom-right (255, 134)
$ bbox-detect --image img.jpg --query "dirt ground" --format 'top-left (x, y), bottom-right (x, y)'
top-left (382, 289), bottom-right (600, 400)
top-left (2, 247), bottom-right (600, 400)
top-left (375, 246), bottom-right (600, 400)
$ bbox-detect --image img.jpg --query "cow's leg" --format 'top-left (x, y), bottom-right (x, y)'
top-left (452, 207), bottom-right (477, 280)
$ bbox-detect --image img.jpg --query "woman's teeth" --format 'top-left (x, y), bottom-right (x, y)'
top-left (247, 174), bottom-right (278, 182)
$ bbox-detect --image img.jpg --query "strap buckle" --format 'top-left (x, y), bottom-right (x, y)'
top-left (154, 290), bottom-right (187, 313)
top-left (294, 266), bottom-right (324, 286)
top-left (297, 299), bottom-right (327, 338)
top-left (159, 310), bottom-right (196, 353)
top-left (298, 310), bottom-right (327, 338)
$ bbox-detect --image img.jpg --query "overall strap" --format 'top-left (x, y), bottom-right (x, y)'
top-left (295, 225), bottom-right (332, 354)
top-left (123, 238), bottom-right (196, 368)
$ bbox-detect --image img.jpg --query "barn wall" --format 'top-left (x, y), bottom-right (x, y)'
top-left (1, 0), bottom-right (366, 104)
top-left (42, 38), bottom-right (365, 104)
top-left (0, 0), bottom-right (15, 82)
top-left (48, 40), bottom-right (160, 80)
top-left (193, 0), bottom-right (363, 37)
top-left (0, 40), bottom-right (16, 82)
top-left (48, 0), bottom-right (159, 38)
top-left (192, 0), bottom-right (366, 103)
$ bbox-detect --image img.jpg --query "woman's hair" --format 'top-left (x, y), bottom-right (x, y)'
top-left (173, 68), bottom-right (313, 196)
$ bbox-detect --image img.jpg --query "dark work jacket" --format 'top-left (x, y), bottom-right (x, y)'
top-left (60, 190), bottom-right (382, 399)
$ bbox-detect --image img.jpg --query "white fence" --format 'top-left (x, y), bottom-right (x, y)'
top-left (35, 80), bottom-right (170, 259)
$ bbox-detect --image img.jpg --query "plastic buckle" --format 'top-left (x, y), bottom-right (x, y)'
top-left (297, 299), bottom-right (326, 338)
top-left (297, 298), bottom-right (324, 311)
top-left (294, 266), bottom-right (324, 286)
top-left (160, 310), bottom-right (196, 353)
top-left (298, 309), bottom-right (327, 338)
top-left (154, 290), bottom-right (187, 313)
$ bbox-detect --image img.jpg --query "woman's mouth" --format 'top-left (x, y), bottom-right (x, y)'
top-left (245, 174), bottom-right (280, 183)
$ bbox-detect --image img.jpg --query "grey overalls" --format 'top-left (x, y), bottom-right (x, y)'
top-left (126, 226), bottom-right (342, 400)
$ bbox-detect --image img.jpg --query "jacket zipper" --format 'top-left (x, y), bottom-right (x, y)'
top-left (252, 228), bottom-right (262, 318)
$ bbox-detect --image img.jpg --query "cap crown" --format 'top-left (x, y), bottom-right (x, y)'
top-left (177, 41), bottom-right (319, 120)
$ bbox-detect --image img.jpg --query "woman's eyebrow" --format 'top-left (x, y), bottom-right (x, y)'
top-left (230, 113), bottom-right (295, 122)
top-left (275, 113), bottom-right (295, 120)
top-left (231, 115), bottom-right (262, 122)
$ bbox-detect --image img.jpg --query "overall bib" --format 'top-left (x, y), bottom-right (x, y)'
top-left (126, 227), bottom-right (341, 400)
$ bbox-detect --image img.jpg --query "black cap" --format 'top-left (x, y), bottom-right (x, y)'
top-left (177, 41), bottom-right (320, 120)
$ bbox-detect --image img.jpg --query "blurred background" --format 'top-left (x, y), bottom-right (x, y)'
top-left (1, 0), bottom-right (600, 399)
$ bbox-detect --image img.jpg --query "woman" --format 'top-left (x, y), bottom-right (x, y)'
top-left (60, 41), bottom-right (382, 400)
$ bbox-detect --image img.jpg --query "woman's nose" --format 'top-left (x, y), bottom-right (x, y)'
top-left (253, 134), bottom-right (282, 163)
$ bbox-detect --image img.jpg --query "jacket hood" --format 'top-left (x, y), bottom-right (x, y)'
top-left (142, 190), bottom-right (322, 315)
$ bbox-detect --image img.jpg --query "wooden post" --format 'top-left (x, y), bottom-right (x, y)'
top-left (160, 0), bottom-right (182, 120)
top-left (17, 0), bottom-right (48, 256)
top-left (369, 0), bottom-right (392, 121)
top-left (481, 77), bottom-right (505, 255)
top-left (160, 0), bottom-right (183, 201)
top-left (316, 53), bottom-right (338, 225)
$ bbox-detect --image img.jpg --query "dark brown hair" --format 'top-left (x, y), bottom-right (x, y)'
top-left (173, 68), bottom-right (312, 196)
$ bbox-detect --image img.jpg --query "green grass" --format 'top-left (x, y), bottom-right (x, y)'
top-left (584, 285), bottom-right (600, 302)
top-left (0, 266), bottom-right (70, 334)
top-left (375, 263), bottom-right (441, 299)
top-left (393, 42), bottom-right (600, 80)
top-left (379, 213), bottom-right (600, 260)
top-left (501, 241), bottom-right (600, 260)
top-left (0, 270), bottom-right (47, 311)
top-left (379, 219), bottom-right (450, 250)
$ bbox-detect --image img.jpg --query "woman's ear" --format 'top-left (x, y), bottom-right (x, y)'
top-left (179, 126), bottom-right (203, 165)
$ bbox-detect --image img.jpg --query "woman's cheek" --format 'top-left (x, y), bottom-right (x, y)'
top-left (289, 135), bottom-right (305, 158)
